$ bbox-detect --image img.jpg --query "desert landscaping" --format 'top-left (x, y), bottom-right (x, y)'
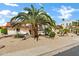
top-left (0, 3), bottom-right (79, 56)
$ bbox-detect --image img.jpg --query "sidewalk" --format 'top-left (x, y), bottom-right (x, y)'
top-left (2, 35), bottom-right (79, 56)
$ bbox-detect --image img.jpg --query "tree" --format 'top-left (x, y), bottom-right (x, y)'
top-left (10, 4), bottom-right (56, 41)
top-left (62, 18), bottom-right (65, 21)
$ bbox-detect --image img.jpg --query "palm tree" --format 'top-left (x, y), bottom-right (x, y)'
top-left (10, 4), bottom-right (56, 41)
top-left (62, 18), bottom-right (65, 21)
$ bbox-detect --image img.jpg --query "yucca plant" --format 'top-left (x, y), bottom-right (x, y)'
top-left (63, 28), bottom-right (70, 34)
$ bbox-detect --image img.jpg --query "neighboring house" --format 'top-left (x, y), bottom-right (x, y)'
top-left (0, 22), bottom-right (11, 34)
top-left (0, 22), bottom-right (11, 28)
top-left (61, 20), bottom-right (79, 29)
top-left (6, 22), bottom-right (11, 28)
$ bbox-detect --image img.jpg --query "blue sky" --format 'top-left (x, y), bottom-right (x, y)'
top-left (0, 3), bottom-right (79, 26)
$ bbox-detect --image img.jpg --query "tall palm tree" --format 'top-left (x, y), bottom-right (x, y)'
top-left (10, 4), bottom-right (56, 41)
top-left (62, 18), bottom-right (65, 21)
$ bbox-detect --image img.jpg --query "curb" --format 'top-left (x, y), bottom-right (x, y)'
top-left (39, 42), bottom-right (79, 56)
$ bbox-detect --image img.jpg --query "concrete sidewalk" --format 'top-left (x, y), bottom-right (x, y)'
top-left (2, 36), bottom-right (79, 56)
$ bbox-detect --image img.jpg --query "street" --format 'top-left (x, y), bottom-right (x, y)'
top-left (55, 45), bottom-right (79, 56)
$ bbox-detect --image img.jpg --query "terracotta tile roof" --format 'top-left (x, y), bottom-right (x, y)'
top-left (6, 22), bottom-right (11, 27)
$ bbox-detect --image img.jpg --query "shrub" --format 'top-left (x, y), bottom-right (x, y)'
top-left (0, 29), bottom-right (1, 33)
top-left (44, 28), bottom-right (51, 35)
top-left (48, 32), bottom-right (56, 38)
top-left (44, 27), bottom-right (56, 38)
top-left (1, 28), bottom-right (7, 34)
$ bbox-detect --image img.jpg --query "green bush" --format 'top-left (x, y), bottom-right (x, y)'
top-left (44, 28), bottom-right (51, 35)
top-left (0, 29), bottom-right (1, 33)
top-left (48, 32), bottom-right (56, 38)
top-left (44, 27), bottom-right (56, 38)
top-left (1, 28), bottom-right (7, 34)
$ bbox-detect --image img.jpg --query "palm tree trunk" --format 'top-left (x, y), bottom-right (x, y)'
top-left (34, 23), bottom-right (39, 41)
top-left (31, 24), bottom-right (39, 41)
top-left (31, 24), bottom-right (34, 37)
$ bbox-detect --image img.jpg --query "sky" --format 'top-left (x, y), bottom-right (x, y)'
top-left (0, 3), bottom-right (79, 26)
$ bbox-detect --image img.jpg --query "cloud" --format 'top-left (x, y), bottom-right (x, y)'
top-left (0, 10), bottom-right (10, 15)
top-left (0, 19), bottom-right (5, 23)
top-left (3, 3), bottom-right (19, 7)
top-left (58, 5), bottom-right (75, 19)
top-left (38, 3), bottom-right (44, 7)
top-left (12, 11), bottom-right (18, 15)
top-left (0, 10), bottom-right (18, 18)
top-left (0, 19), bottom-right (5, 26)
top-left (21, 11), bottom-right (28, 13)
top-left (0, 10), bottom-right (18, 26)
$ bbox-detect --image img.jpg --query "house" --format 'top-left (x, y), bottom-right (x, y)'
top-left (61, 20), bottom-right (79, 29)
top-left (6, 22), bottom-right (11, 27)
top-left (0, 22), bottom-right (12, 34)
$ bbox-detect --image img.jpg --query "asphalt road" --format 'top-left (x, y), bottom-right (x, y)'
top-left (54, 45), bottom-right (79, 56)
